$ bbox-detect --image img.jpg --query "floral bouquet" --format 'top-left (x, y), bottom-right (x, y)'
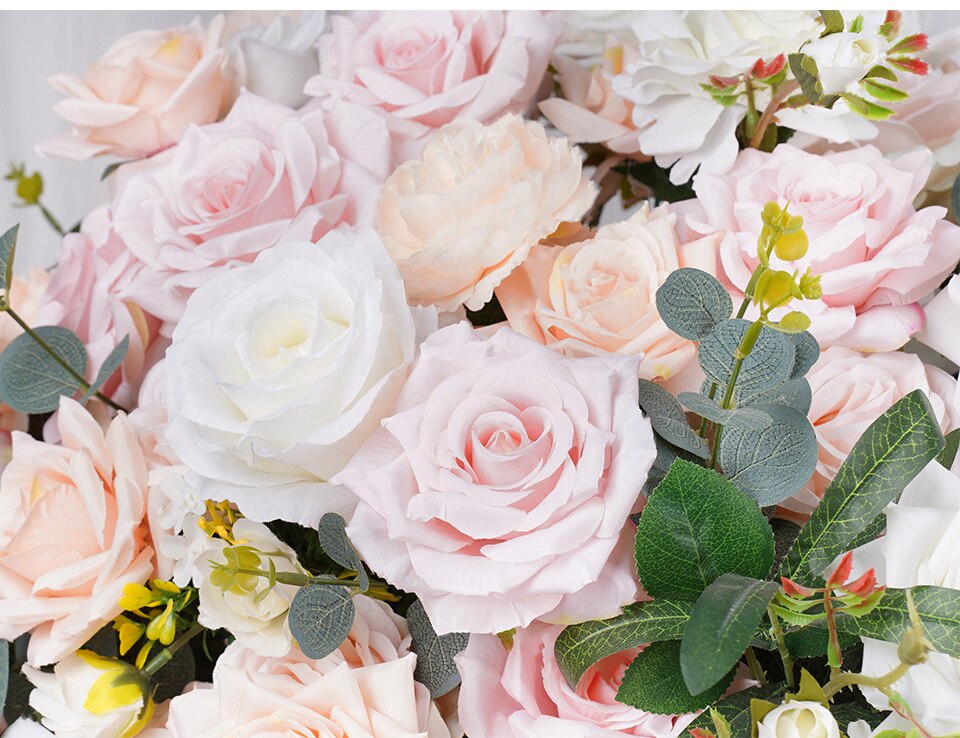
top-left (0, 9), bottom-right (959, 738)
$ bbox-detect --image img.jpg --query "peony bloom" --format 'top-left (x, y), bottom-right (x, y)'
top-left (37, 16), bottom-right (234, 160)
top-left (781, 346), bottom-right (960, 522)
top-left (458, 622), bottom-right (695, 737)
top-left (0, 398), bottom-right (154, 667)
top-left (335, 323), bottom-right (655, 635)
top-left (497, 203), bottom-right (722, 385)
top-left (304, 11), bottom-right (559, 161)
top-left (757, 701), bottom-right (840, 738)
top-left (224, 11), bottom-right (327, 109)
top-left (108, 90), bottom-right (392, 325)
top-left (849, 460), bottom-right (960, 734)
top-left (163, 233), bottom-right (434, 527)
top-left (36, 207), bottom-right (166, 410)
top-left (378, 114), bottom-right (596, 312)
top-left (679, 144), bottom-right (960, 352)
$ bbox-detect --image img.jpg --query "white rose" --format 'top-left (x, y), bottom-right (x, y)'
top-left (803, 32), bottom-right (886, 95)
top-left (757, 701), bottom-right (841, 738)
top-left (164, 231), bottom-right (435, 527)
top-left (197, 518), bottom-right (306, 657)
top-left (1, 719), bottom-right (54, 737)
top-left (554, 10), bottom-right (639, 63)
top-left (850, 460), bottom-right (960, 733)
top-left (918, 275), bottom-right (960, 368)
top-left (23, 652), bottom-right (152, 738)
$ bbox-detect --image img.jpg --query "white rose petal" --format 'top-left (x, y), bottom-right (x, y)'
top-left (757, 701), bottom-right (841, 738)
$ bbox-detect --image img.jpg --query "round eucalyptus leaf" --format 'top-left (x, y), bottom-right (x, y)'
top-left (698, 320), bottom-right (794, 398)
top-left (0, 326), bottom-right (88, 414)
top-left (789, 331), bottom-right (820, 380)
top-left (655, 268), bottom-right (733, 341)
top-left (638, 379), bottom-right (707, 458)
top-left (677, 392), bottom-right (772, 430)
top-left (288, 584), bottom-right (355, 659)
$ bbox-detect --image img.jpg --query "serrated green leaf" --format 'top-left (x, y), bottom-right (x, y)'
top-left (617, 640), bottom-right (735, 715)
top-left (317, 513), bottom-right (368, 592)
top-left (789, 53), bottom-right (824, 104)
top-left (938, 428), bottom-right (959, 469)
top-left (0, 225), bottom-right (19, 295)
top-left (689, 684), bottom-right (787, 734)
top-left (80, 335), bottom-right (129, 404)
top-left (677, 392), bottom-right (773, 430)
top-left (719, 405), bottom-right (818, 506)
top-left (638, 379), bottom-right (708, 459)
top-left (0, 326), bottom-right (88, 414)
top-left (288, 583), bottom-right (355, 659)
top-left (680, 574), bottom-right (779, 695)
top-left (699, 320), bottom-right (795, 399)
top-left (0, 639), bottom-right (8, 718)
top-left (406, 600), bottom-right (468, 698)
top-left (555, 599), bottom-right (693, 687)
top-left (865, 64), bottom-right (898, 82)
top-left (820, 10), bottom-right (845, 35)
top-left (861, 79), bottom-right (909, 102)
top-left (645, 434), bottom-right (702, 497)
top-left (830, 700), bottom-right (888, 730)
top-left (780, 390), bottom-right (944, 585)
top-left (635, 460), bottom-right (775, 599)
top-left (656, 268), bottom-right (733, 341)
top-left (841, 92), bottom-right (895, 120)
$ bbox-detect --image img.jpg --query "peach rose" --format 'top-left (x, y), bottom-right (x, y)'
top-left (780, 346), bottom-right (960, 522)
top-left (378, 114), bottom-right (596, 312)
top-left (679, 144), bottom-right (960, 352)
top-left (37, 16), bottom-right (234, 160)
top-left (458, 622), bottom-right (694, 737)
top-left (305, 11), bottom-right (559, 161)
top-left (497, 204), bottom-right (722, 385)
top-left (335, 323), bottom-right (654, 635)
top-left (0, 398), bottom-right (154, 667)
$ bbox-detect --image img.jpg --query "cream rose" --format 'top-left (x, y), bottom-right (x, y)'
top-left (757, 701), bottom-right (840, 738)
top-left (37, 16), bottom-right (234, 160)
top-left (802, 32), bottom-right (886, 95)
top-left (378, 114), bottom-right (596, 312)
top-left (497, 203), bottom-right (722, 385)
top-left (0, 399), bottom-right (154, 667)
top-left (163, 232), bottom-right (434, 527)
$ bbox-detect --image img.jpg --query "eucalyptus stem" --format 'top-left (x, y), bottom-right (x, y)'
top-left (142, 622), bottom-right (204, 676)
top-left (2, 305), bottom-right (128, 413)
top-left (767, 605), bottom-right (796, 690)
top-left (230, 566), bottom-right (356, 589)
top-left (821, 659), bottom-right (911, 700)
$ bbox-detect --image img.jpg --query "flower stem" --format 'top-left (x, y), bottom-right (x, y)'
top-left (767, 605), bottom-right (796, 690)
top-left (745, 646), bottom-right (767, 685)
top-left (142, 622), bottom-right (204, 677)
top-left (749, 80), bottom-right (800, 149)
top-left (38, 202), bottom-right (65, 237)
top-left (822, 659), bottom-right (911, 700)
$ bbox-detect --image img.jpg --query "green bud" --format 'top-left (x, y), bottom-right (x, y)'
top-left (774, 229), bottom-right (809, 261)
top-left (761, 201), bottom-right (781, 225)
top-left (775, 311), bottom-right (812, 333)
top-left (15, 172), bottom-right (43, 205)
top-left (783, 214), bottom-right (804, 234)
top-left (799, 270), bottom-right (823, 300)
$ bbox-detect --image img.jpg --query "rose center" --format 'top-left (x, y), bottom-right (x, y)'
top-left (247, 304), bottom-right (320, 371)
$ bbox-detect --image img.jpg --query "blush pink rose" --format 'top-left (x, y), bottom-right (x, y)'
top-left (335, 323), bottom-right (654, 635)
top-left (37, 16), bottom-right (234, 160)
top-left (458, 622), bottom-right (694, 738)
top-left (678, 144), bottom-right (960, 352)
top-left (497, 204), bottom-right (722, 386)
top-left (0, 398), bottom-right (155, 667)
top-left (36, 207), bottom-right (166, 410)
top-left (108, 90), bottom-right (392, 325)
top-left (304, 11), bottom-right (559, 161)
top-left (780, 346), bottom-right (960, 522)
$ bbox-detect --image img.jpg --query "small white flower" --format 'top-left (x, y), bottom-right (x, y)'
top-left (802, 32), bottom-right (886, 95)
top-left (757, 701), bottom-right (841, 738)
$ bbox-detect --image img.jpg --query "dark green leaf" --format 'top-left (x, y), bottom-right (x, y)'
top-left (80, 335), bottom-right (129, 404)
top-left (780, 390), bottom-right (944, 585)
top-left (699, 320), bottom-right (795, 398)
top-left (677, 392), bottom-right (773, 430)
top-left (638, 379), bottom-right (708, 458)
top-left (0, 225), bottom-right (17, 295)
top-left (0, 639), bottom-right (8, 718)
top-left (617, 640), bottom-right (734, 714)
top-left (635, 459), bottom-right (775, 599)
top-left (645, 435), bottom-right (702, 497)
top-left (0, 326), bottom-right (88, 414)
top-left (555, 599), bottom-right (693, 687)
top-left (783, 626), bottom-right (858, 658)
top-left (820, 10), bottom-right (845, 35)
top-left (680, 574), bottom-right (779, 695)
top-left (406, 600), bottom-right (468, 698)
top-left (287, 584), bottom-right (355, 659)
top-left (789, 53), bottom-right (824, 104)
top-left (937, 428), bottom-right (959, 469)
top-left (317, 513), bottom-right (368, 592)
top-left (719, 405), bottom-right (818, 506)
top-left (831, 700), bottom-right (890, 730)
top-left (655, 268), bottom-right (733, 341)
top-left (688, 684), bottom-right (787, 733)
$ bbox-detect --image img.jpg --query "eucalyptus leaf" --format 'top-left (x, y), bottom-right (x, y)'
top-left (719, 404), bottom-right (818, 506)
top-left (645, 435), bottom-right (701, 497)
top-left (288, 584), bottom-right (355, 659)
top-left (0, 326), bottom-right (88, 414)
top-left (739, 378), bottom-right (812, 415)
top-left (0, 224), bottom-right (17, 294)
top-left (655, 268), bottom-right (733, 341)
top-left (677, 392), bottom-right (772, 430)
top-left (317, 513), bottom-right (368, 592)
top-left (406, 600), bottom-right (468, 698)
top-left (80, 335), bottom-right (129, 404)
top-left (638, 379), bottom-right (707, 458)
top-left (788, 331), bottom-right (820, 380)
top-left (698, 320), bottom-right (795, 398)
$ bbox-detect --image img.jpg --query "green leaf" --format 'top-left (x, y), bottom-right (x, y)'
top-left (655, 268), bottom-right (733, 341)
top-left (0, 225), bottom-right (18, 295)
top-left (0, 326), bottom-right (88, 414)
top-left (555, 599), bottom-right (693, 687)
top-left (789, 53), bottom-right (824, 104)
top-left (865, 64), bottom-right (898, 82)
top-left (788, 332), bottom-right (820, 380)
top-left (287, 583), bottom-right (355, 659)
top-left (699, 320), bottom-right (795, 399)
top-left (638, 379), bottom-right (708, 459)
top-left (0, 639), bottom-right (8, 718)
top-left (831, 701), bottom-right (888, 730)
top-left (937, 428), bottom-right (959, 469)
top-left (80, 336), bottom-right (129, 404)
top-left (317, 513), bottom-right (368, 592)
top-left (635, 459), bottom-right (775, 599)
top-left (719, 405), bottom-right (818, 506)
top-left (840, 92), bottom-right (895, 120)
top-left (645, 435), bottom-right (702, 497)
top-left (780, 390), bottom-right (944, 585)
top-left (680, 574), bottom-right (779, 695)
top-left (406, 600), bottom-right (468, 698)
top-left (677, 392), bottom-right (773, 430)
top-left (820, 10), bottom-right (845, 35)
top-left (836, 586), bottom-right (960, 658)
top-left (861, 79), bottom-right (909, 103)
top-left (739, 378), bottom-right (812, 415)
top-left (618, 640), bottom-right (734, 714)
top-left (783, 626), bottom-right (858, 658)
top-left (688, 684), bottom-right (787, 733)
top-left (848, 13), bottom-right (864, 33)
top-left (100, 160), bottom-right (132, 181)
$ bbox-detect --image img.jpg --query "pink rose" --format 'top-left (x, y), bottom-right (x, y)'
top-left (335, 323), bottom-right (654, 635)
top-left (458, 622), bottom-right (694, 737)
top-left (678, 144), bottom-right (960, 352)
top-left (0, 398), bottom-right (155, 667)
top-left (497, 204), bottom-right (722, 386)
top-left (37, 16), bottom-right (234, 160)
top-left (780, 346), bottom-right (960, 522)
top-left (36, 207), bottom-right (166, 409)
top-left (107, 90), bottom-right (392, 325)
top-left (304, 11), bottom-right (559, 160)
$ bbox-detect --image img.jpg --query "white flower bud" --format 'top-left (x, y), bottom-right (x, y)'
top-left (803, 32), bottom-right (885, 95)
top-left (757, 701), bottom-right (841, 738)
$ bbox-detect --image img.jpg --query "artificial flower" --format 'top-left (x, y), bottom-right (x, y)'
top-left (801, 32), bottom-right (887, 96)
top-left (917, 275), bottom-right (960, 367)
top-left (553, 11), bottom-right (639, 64)
top-left (757, 701), bottom-right (840, 738)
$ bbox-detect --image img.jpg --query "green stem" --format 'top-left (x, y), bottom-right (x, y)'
top-left (142, 623), bottom-right (204, 677)
top-left (744, 646), bottom-right (767, 685)
top-left (767, 605), bottom-right (796, 690)
top-left (231, 566), bottom-right (365, 591)
top-left (3, 306), bottom-right (128, 413)
top-left (38, 202), bottom-right (65, 237)
top-left (822, 659), bottom-right (911, 700)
